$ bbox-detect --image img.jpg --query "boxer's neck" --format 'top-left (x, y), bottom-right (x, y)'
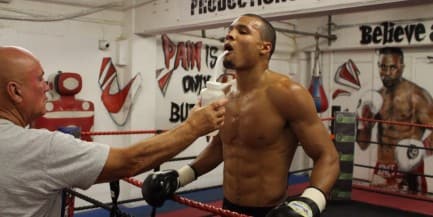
top-left (235, 68), bottom-right (269, 93)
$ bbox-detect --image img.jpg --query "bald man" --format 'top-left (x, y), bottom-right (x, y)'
top-left (0, 46), bottom-right (227, 217)
top-left (142, 14), bottom-right (340, 217)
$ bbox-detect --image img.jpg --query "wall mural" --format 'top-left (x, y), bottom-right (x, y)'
top-left (332, 47), bottom-right (433, 197)
top-left (355, 19), bottom-right (433, 197)
top-left (353, 22), bottom-right (433, 176)
top-left (155, 34), bottom-right (223, 129)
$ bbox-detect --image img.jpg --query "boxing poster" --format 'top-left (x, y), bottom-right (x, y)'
top-left (330, 48), bottom-right (433, 198)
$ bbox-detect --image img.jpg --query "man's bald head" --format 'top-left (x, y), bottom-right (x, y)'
top-left (0, 46), bottom-right (40, 87)
top-left (0, 46), bottom-right (48, 126)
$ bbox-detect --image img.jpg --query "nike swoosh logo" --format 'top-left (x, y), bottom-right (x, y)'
top-left (99, 57), bottom-right (142, 125)
top-left (101, 74), bottom-right (139, 113)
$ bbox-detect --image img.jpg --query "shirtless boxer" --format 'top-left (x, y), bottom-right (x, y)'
top-left (357, 47), bottom-right (433, 194)
top-left (142, 14), bottom-right (340, 217)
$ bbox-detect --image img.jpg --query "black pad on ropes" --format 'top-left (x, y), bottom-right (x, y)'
top-left (61, 189), bottom-right (74, 217)
top-left (110, 181), bottom-right (120, 217)
top-left (331, 111), bottom-right (356, 200)
top-left (59, 127), bottom-right (79, 217)
top-left (109, 180), bottom-right (135, 217)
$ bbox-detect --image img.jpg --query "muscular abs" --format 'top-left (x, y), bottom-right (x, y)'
top-left (378, 83), bottom-right (424, 163)
top-left (219, 87), bottom-right (297, 207)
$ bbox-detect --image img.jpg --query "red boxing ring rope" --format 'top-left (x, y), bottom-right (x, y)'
top-left (82, 130), bottom-right (162, 136)
top-left (81, 118), bottom-right (336, 137)
top-left (358, 117), bottom-right (433, 129)
top-left (79, 117), bottom-right (433, 137)
top-left (122, 177), bottom-right (251, 217)
top-left (320, 117), bottom-right (335, 121)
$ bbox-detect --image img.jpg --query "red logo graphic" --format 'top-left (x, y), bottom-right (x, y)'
top-left (334, 59), bottom-right (361, 90)
top-left (156, 34), bottom-right (202, 96)
top-left (99, 57), bottom-right (142, 126)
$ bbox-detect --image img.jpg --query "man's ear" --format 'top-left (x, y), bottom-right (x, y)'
top-left (7, 81), bottom-right (23, 103)
top-left (260, 41), bottom-right (272, 56)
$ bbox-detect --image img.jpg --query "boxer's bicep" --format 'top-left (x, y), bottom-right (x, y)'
top-left (414, 95), bottom-right (433, 127)
top-left (282, 86), bottom-right (331, 159)
top-left (268, 78), bottom-right (333, 157)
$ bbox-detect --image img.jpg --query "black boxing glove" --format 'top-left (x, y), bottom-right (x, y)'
top-left (266, 187), bottom-right (326, 217)
top-left (141, 165), bottom-right (197, 207)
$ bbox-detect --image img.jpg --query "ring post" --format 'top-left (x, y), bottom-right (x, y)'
top-left (109, 180), bottom-right (120, 217)
top-left (58, 126), bottom-right (82, 217)
top-left (330, 112), bottom-right (356, 200)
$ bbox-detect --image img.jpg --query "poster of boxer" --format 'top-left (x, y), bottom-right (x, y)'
top-left (331, 29), bottom-right (433, 197)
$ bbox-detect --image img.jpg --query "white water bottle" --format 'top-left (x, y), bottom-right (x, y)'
top-left (200, 81), bottom-right (227, 136)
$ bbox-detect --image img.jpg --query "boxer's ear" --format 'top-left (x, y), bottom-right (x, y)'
top-left (260, 41), bottom-right (272, 56)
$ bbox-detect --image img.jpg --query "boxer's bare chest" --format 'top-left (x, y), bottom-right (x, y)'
top-left (220, 89), bottom-right (286, 148)
top-left (379, 87), bottom-right (417, 143)
top-left (380, 88), bottom-right (414, 123)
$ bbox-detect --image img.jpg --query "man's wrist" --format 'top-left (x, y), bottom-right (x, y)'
top-left (177, 165), bottom-right (197, 187)
top-left (182, 119), bottom-right (201, 139)
top-left (300, 186), bottom-right (327, 213)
